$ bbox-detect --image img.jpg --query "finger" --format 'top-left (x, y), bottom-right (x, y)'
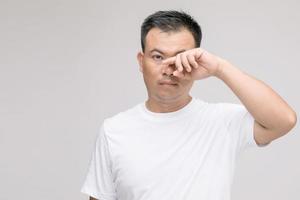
top-left (175, 54), bottom-right (184, 73)
top-left (161, 60), bottom-right (173, 72)
top-left (173, 70), bottom-right (180, 77)
top-left (195, 48), bottom-right (205, 61)
top-left (193, 67), bottom-right (211, 80)
top-left (162, 56), bottom-right (176, 66)
top-left (173, 70), bottom-right (185, 78)
top-left (181, 53), bottom-right (192, 72)
top-left (187, 54), bottom-right (198, 69)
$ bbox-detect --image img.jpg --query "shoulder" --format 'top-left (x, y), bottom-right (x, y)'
top-left (195, 99), bottom-right (247, 122)
top-left (205, 101), bottom-right (245, 113)
top-left (196, 98), bottom-right (244, 113)
top-left (102, 103), bottom-right (142, 133)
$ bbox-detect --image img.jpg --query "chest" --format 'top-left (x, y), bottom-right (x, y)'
top-left (106, 120), bottom-right (236, 199)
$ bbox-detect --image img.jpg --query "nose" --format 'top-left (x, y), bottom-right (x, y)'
top-left (162, 64), bottom-right (175, 76)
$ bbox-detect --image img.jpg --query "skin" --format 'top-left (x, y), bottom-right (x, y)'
top-left (89, 26), bottom-right (297, 200)
top-left (137, 26), bottom-right (297, 146)
top-left (137, 27), bottom-right (198, 113)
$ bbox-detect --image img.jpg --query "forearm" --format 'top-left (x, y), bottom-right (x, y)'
top-left (215, 59), bottom-right (297, 134)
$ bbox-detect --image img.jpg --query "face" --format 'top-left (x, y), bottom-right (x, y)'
top-left (137, 27), bottom-right (196, 102)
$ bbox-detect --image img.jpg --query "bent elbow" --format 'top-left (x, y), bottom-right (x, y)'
top-left (286, 111), bottom-right (297, 132)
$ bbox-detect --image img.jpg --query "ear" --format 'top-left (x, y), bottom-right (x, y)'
top-left (137, 51), bottom-right (144, 73)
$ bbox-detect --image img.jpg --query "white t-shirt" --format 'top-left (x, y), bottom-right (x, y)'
top-left (80, 97), bottom-right (269, 200)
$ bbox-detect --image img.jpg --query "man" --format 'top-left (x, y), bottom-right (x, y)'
top-left (80, 10), bottom-right (297, 200)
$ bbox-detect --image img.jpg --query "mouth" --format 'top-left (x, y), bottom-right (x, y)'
top-left (159, 82), bottom-right (178, 86)
top-left (159, 79), bottom-right (177, 83)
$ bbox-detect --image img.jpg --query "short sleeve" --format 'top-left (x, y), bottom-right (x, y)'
top-left (80, 122), bottom-right (117, 200)
top-left (220, 103), bottom-right (270, 152)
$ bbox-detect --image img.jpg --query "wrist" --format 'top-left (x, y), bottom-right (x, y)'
top-left (214, 57), bottom-right (228, 79)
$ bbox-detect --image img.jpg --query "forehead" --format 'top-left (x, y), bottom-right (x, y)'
top-left (145, 27), bottom-right (196, 55)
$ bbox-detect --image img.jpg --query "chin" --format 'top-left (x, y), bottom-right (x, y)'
top-left (155, 92), bottom-right (183, 101)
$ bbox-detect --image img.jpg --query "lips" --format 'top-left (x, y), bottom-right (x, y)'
top-left (159, 80), bottom-right (178, 85)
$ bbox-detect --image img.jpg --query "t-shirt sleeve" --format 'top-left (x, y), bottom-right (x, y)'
top-left (80, 122), bottom-right (117, 200)
top-left (219, 103), bottom-right (270, 152)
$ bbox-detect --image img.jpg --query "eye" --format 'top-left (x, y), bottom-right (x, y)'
top-left (152, 55), bottom-right (163, 61)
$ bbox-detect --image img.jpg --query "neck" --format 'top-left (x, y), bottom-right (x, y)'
top-left (145, 95), bottom-right (193, 113)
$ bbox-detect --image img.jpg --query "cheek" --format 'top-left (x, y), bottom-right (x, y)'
top-left (143, 69), bottom-right (161, 90)
top-left (180, 80), bottom-right (194, 90)
top-left (143, 62), bottom-right (161, 77)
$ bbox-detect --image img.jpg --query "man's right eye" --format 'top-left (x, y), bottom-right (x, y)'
top-left (152, 55), bottom-right (163, 61)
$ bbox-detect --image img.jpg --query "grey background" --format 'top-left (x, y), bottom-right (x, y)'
top-left (0, 0), bottom-right (299, 199)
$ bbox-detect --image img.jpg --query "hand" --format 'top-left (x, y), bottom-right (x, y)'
top-left (161, 48), bottom-right (224, 80)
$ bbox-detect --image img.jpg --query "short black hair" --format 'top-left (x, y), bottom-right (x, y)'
top-left (140, 10), bottom-right (202, 52)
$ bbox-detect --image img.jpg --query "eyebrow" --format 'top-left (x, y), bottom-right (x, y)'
top-left (150, 48), bottom-right (187, 55)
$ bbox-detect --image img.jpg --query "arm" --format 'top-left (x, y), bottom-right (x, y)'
top-left (162, 48), bottom-right (297, 145)
top-left (215, 59), bottom-right (297, 145)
